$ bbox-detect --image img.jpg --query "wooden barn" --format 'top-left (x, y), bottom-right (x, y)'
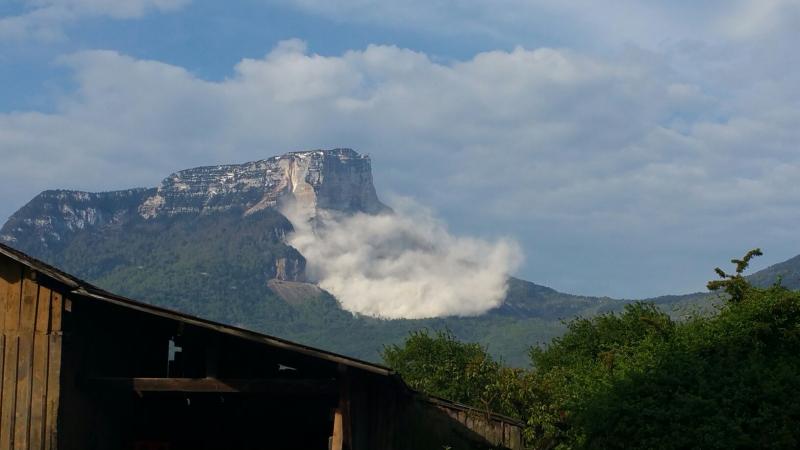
top-left (0, 243), bottom-right (524, 450)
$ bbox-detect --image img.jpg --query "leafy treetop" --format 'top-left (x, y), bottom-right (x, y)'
top-left (707, 248), bottom-right (763, 303)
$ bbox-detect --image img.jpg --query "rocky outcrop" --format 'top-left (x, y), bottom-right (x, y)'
top-left (267, 279), bottom-right (326, 306)
top-left (0, 188), bottom-right (153, 252)
top-left (274, 256), bottom-right (306, 282)
top-left (138, 148), bottom-right (389, 220)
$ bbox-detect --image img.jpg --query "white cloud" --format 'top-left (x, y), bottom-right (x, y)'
top-left (0, 0), bottom-right (190, 41)
top-left (0, 31), bottom-right (799, 296)
top-left (719, 0), bottom-right (800, 39)
top-left (283, 199), bottom-right (522, 319)
top-left (266, 0), bottom-right (800, 52)
top-left (263, 0), bottom-right (746, 48)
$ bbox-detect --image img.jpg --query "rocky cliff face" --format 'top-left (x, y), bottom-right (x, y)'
top-left (0, 188), bottom-right (154, 254)
top-left (0, 149), bottom-right (386, 284)
top-left (138, 148), bottom-right (389, 220)
top-left (2, 149), bottom-right (387, 249)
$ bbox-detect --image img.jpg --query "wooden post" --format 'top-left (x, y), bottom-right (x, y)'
top-left (331, 364), bottom-right (351, 450)
top-left (331, 408), bottom-right (344, 450)
top-left (13, 269), bottom-right (39, 449)
top-left (0, 262), bottom-right (22, 450)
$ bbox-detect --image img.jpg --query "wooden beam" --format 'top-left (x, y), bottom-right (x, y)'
top-left (13, 270), bottom-right (39, 449)
top-left (0, 262), bottom-right (22, 450)
top-left (332, 364), bottom-right (352, 450)
top-left (331, 408), bottom-right (344, 450)
top-left (86, 377), bottom-right (337, 395)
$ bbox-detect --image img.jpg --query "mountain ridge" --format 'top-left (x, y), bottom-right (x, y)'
top-left (1, 148), bottom-right (388, 254)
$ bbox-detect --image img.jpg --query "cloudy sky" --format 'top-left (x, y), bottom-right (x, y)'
top-left (1, 0), bottom-right (798, 298)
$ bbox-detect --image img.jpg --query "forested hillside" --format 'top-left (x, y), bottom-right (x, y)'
top-left (386, 252), bottom-right (800, 449)
top-left (1, 205), bottom-right (583, 365)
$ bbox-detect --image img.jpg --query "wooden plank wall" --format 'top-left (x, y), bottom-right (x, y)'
top-left (436, 404), bottom-right (523, 449)
top-left (0, 259), bottom-right (63, 450)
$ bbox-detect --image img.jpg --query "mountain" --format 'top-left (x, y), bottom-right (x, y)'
top-left (0, 188), bottom-right (153, 258)
top-left (2, 149), bottom-right (387, 256)
top-left (747, 255), bottom-right (800, 290)
top-left (0, 148), bottom-right (722, 366)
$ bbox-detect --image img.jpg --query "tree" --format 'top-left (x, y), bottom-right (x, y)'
top-left (525, 250), bottom-right (800, 449)
top-left (707, 248), bottom-right (762, 303)
top-left (382, 329), bottom-right (531, 418)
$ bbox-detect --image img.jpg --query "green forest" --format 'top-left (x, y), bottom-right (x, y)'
top-left (384, 250), bottom-right (800, 449)
top-left (16, 207), bottom-right (632, 366)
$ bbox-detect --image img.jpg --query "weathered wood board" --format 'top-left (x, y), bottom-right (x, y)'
top-left (0, 260), bottom-right (63, 450)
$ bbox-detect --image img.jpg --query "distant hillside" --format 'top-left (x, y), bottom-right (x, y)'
top-left (748, 254), bottom-right (800, 290)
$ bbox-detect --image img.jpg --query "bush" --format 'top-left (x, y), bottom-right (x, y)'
top-left (382, 329), bottom-right (533, 418)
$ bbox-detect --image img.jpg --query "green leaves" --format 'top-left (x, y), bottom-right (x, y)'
top-left (385, 278), bottom-right (800, 449)
top-left (707, 248), bottom-right (763, 303)
top-left (383, 329), bottom-right (500, 408)
top-left (382, 328), bottom-right (538, 422)
top-left (529, 280), bottom-right (800, 449)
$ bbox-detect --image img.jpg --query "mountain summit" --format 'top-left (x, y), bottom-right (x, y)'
top-left (139, 148), bottom-right (389, 220)
top-left (1, 148), bottom-right (389, 254)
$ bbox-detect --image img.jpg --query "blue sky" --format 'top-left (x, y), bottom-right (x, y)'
top-left (1, 0), bottom-right (799, 298)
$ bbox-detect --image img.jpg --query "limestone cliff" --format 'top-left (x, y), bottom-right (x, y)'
top-left (0, 188), bottom-right (153, 254)
top-left (0, 149), bottom-right (387, 284)
top-left (137, 148), bottom-right (389, 220)
top-left (2, 148), bottom-right (388, 249)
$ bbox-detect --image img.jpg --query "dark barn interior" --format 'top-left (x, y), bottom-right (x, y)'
top-left (0, 243), bottom-right (524, 450)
